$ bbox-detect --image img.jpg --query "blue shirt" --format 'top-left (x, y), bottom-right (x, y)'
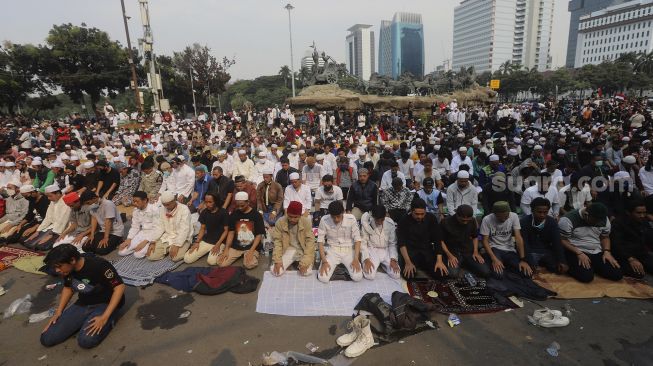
top-left (193, 175), bottom-right (212, 208)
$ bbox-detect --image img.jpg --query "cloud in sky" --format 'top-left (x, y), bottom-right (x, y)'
top-left (1, 0), bottom-right (570, 80)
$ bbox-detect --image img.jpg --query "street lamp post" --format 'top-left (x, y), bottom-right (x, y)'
top-left (120, 0), bottom-right (142, 115)
top-left (285, 3), bottom-right (296, 98)
top-left (189, 65), bottom-right (197, 117)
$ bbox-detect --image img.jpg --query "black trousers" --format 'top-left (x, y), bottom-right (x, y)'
top-left (618, 252), bottom-right (653, 279)
top-left (83, 234), bottom-right (121, 255)
top-left (399, 246), bottom-right (445, 280)
top-left (565, 250), bottom-right (623, 283)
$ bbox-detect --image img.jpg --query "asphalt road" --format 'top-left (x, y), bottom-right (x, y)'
top-left (0, 254), bottom-right (652, 366)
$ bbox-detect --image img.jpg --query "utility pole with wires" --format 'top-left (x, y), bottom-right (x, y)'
top-left (284, 3), bottom-right (296, 98)
top-left (120, 0), bottom-right (142, 115)
top-left (139, 0), bottom-right (161, 113)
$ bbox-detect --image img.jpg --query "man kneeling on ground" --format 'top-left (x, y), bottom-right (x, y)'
top-left (41, 244), bottom-right (125, 349)
top-left (271, 201), bottom-right (315, 276)
top-left (317, 201), bottom-right (363, 283)
top-left (360, 205), bottom-right (401, 280)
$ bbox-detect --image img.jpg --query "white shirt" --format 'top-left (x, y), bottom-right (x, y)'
top-left (520, 184), bottom-right (560, 217)
top-left (250, 160), bottom-right (275, 186)
top-left (314, 185), bottom-right (343, 209)
top-left (433, 158), bottom-right (450, 176)
top-left (233, 158), bottom-right (255, 180)
top-left (380, 170), bottom-right (406, 191)
top-left (639, 168), bottom-right (653, 195)
top-left (212, 158), bottom-right (233, 179)
top-left (397, 159), bottom-right (415, 178)
top-left (127, 203), bottom-right (162, 242)
top-left (360, 212), bottom-right (397, 261)
top-left (156, 203), bottom-right (192, 247)
top-left (559, 184), bottom-right (593, 211)
top-left (37, 197), bottom-right (72, 234)
top-left (170, 164), bottom-right (195, 199)
top-left (317, 213), bottom-right (361, 247)
top-left (450, 154), bottom-right (473, 174)
top-left (302, 163), bottom-right (324, 190)
top-left (283, 184), bottom-right (312, 213)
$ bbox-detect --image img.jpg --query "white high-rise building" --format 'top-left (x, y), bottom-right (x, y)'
top-left (575, 0), bottom-right (653, 67)
top-left (452, 0), bottom-right (553, 73)
top-left (345, 24), bottom-right (375, 80)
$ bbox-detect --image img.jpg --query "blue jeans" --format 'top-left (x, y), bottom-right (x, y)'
top-left (484, 248), bottom-right (524, 279)
top-left (40, 303), bottom-right (119, 349)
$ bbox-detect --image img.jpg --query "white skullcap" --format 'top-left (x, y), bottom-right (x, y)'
top-left (0, 162), bottom-right (5, 167)
top-left (20, 184), bottom-right (35, 193)
top-left (508, 149), bottom-right (519, 156)
top-left (5, 162), bottom-right (15, 167)
top-left (298, 150), bottom-right (306, 154)
top-left (457, 170), bottom-right (470, 179)
top-left (489, 154), bottom-right (500, 162)
top-left (289, 172), bottom-right (300, 180)
top-left (44, 184), bottom-right (61, 193)
top-left (316, 154), bottom-right (325, 160)
top-left (513, 137), bottom-right (522, 143)
top-left (291, 145), bottom-right (297, 149)
top-left (83, 161), bottom-right (94, 169)
top-left (458, 147), bottom-right (467, 152)
top-left (177, 155), bottom-right (185, 161)
top-left (160, 191), bottom-right (175, 203)
top-left (218, 150), bottom-right (226, 155)
top-left (534, 145), bottom-right (543, 151)
top-left (6, 179), bottom-right (21, 188)
top-left (556, 149), bottom-right (566, 155)
top-left (622, 136), bottom-right (631, 142)
top-left (234, 191), bottom-right (249, 201)
top-left (238, 149), bottom-right (246, 155)
top-left (643, 140), bottom-right (651, 145)
top-left (262, 167), bottom-right (274, 175)
top-left (258, 152), bottom-right (266, 158)
top-left (623, 155), bottom-right (636, 164)
top-left (527, 139), bottom-right (535, 145)
top-left (31, 160), bottom-right (42, 166)
top-left (51, 161), bottom-right (65, 169)
top-left (358, 150), bottom-right (366, 156)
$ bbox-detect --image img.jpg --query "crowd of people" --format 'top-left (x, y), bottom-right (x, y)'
top-left (0, 95), bottom-right (652, 350)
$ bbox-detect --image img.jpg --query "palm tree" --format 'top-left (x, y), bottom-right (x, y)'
top-left (635, 51), bottom-right (653, 75)
top-left (278, 65), bottom-right (291, 88)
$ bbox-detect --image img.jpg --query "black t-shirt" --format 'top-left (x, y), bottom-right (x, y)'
top-left (228, 208), bottom-right (265, 250)
top-left (208, 176), bottom-right (235, 205)
top-left (98, 168), bottom-right (120, 196)
top-left (68, 174), bottom-right (86, 191)
top-left (63, 254), bottom-right (124, 307)
top-left (441, 215), bottom-right (477, 257)
top-left (84, 171), bottom-right (99, 192)
top-left (199, 207), bottom-right (228, 244)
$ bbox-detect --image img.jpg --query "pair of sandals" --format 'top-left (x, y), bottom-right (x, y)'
top-left (528, 308), bottom-right (570, 327)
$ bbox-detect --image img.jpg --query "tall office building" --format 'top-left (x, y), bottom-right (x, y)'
top-left (452, 0), bottom-right (554, 73)
top-left (575, 0), bottom-right (653, 67)
top-left (345, 24), bottom-right (375, 80)
top-left (566, 0), bottom-right (628, 68)
top-left (378, 12), bottom-right (425, 79)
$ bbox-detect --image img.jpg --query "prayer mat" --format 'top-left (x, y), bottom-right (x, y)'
top-left (407, 278), bottom-right (508, 314)
top-left (256, 271), bottom-right (405, 316)
top-left (111, 256), bottom-right (183, 287)
top-left (12, 255), bottom-right (46, 275)
top-left (534, 272), bottom-right (653, 299)
top-left (0, 246), bottom-right (43, 272)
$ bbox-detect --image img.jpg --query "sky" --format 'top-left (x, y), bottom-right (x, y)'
top-left (1, 0), bottom-right (571, 80)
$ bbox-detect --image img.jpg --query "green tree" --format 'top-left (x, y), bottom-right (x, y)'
top-left (172, 43), bottom-right (235, 112)
top-left (0, 42), bottom-right (50, 115)
top-left (43, 23), bottom-right (133, 111)
top-left (278, 65), bottom-right (291, 88)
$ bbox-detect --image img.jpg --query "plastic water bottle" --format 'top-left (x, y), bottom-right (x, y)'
top-left (464, 272), bottom-right (477, 287)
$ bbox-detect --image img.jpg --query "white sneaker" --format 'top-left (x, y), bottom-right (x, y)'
top-left (344, 316), bottom-right (374, 358)
top-left (532, 308), bottom-right (563, 321)
top-left (536, 312), bottom-right (570, 328)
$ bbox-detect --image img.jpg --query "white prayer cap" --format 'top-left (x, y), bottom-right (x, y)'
top-left (298, 150), bottom-right (306, 154)
top-left (258, 152), bottom-right (266, 158)
top-left (234, 191), bottom-right (249, 201)
top-left (513, 137), bottom-right (522, 144)
top-left (613, 171), bottom-right (631, 181)
top-left (5, 162), bottom-right (15, 167)
top-left (218, 150), bottom-right (226, 155)
top-left (358, 150), bottom-right (366, 156)
top-left (622, 136), bottom-right (631, 142)
top-left (556, 149), bottom-right (566, 155)
top-left (534, 145), bottom-right (543, 151)
top-left (458, 146), bottom-right (467, 152)
top-left (51, 161), bottom-right (65, 169)
top-left (44, 184), bottom-right (61, 193)
top-left (60, 153), bottom-right (70, 160)
top-left (489, 154), bottom-right (500, 162)
top-left (0, 162), bottom-right (5, 167)
top-left (6, 179), bottom-right (21, 188)
top-left (289, 172), bottom-right (300, 180)
top-left (623, 155), bottom-right (637, 164)
top-left (176, 155), bottom-right (185, 161)
top-left (112, 157), bottom-right (121, 162)
top-left (238, 149), bottom-right (246, 155)
top-left (508, 149), bottom-right (519, 156)
top-left (20, 184), bottom-right (35, 194)
top-left (643, 140), bottom-right (652, 145)
top-left (316, 154), bottom-right (325, 160)
top-left (262, 167), bottom-right (274, 175)
top-left (83, 161), bottom-right (94, 169)
top-left (31, 160), bottom-right (42, 166)
top-left (526, 139), bottom-right (535, 145)
top-left (457, 170), bottom-right (470, 179)
top-left (291, 145), bottom-right (297, 149)
top-left (160, 191), bottom-right (175, 203)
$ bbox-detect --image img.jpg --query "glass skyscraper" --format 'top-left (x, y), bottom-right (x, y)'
top-left (378, 12), bottom-right (424, 79)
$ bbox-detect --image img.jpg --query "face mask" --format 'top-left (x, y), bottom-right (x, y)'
top-left (6, 189), bottom-right (15, 197)
top-left (258, 158), bottom-right (266, 164)
top-left (533, 219), bottom-right (545, 230)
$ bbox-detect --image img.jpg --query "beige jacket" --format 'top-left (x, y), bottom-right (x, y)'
top-left (272, 215), bottom-right (315, 268)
